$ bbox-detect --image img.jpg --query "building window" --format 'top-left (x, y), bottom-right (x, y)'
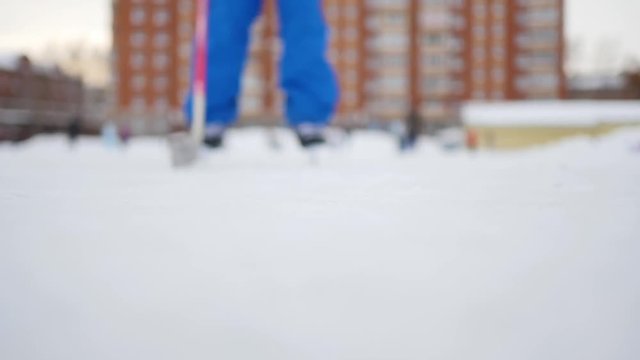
top-left (474, 3), bottom-right (487, 18)
top-left (154, 32), bottom-right (171, 48)
top-left (131, 75), bottom-right (146, 90)
top-left (130, 53), bottom-right (146, 69)
top-left (474, 47), bottom-right (485, 60)
top-left (179, 22), bottom-right (193, 38)
top-left (473, 69), bottom-right (485, 82)
top-left (342, 49), bottom-right (359, 64)
top-left (344, 91), bottom-right (357, 106)
top-left (179, 43), bottom-right (192, 59)
top-left (154, 97), bottom-right (170, 112)
top-left (131, 96), bottom-right (147, 113)
top-left (153, 53), bottom-right (170, 70)
top-left (473, 25), bottom-right (486, 38)
top-left (130, 7), bottom-right (146, 26)
top-left (130, 32), bottom-right (147, 48)
top-left (154, 76), bottom-right (169, 92)
top-left (154, 8), bottom-right (170, 26)
top-left (179, 0), bottom-right (192, 14)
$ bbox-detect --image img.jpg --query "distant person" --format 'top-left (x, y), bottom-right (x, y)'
top-left (400, 109), bottom-right (422, 151)
top-left (67, 116), bottom-right (82, 146)
top-left (118, 123), bottom-right (132, 146)
top-left (184, 0), bottom-right (339, 149)
top-left (101, 121), bottom-right (120, 149)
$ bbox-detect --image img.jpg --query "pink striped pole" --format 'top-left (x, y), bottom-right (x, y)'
top-left (191, 0), bottom-right (210, 143)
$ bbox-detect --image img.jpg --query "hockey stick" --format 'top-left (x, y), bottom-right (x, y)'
top-left (169, 0), bottom-right (209, 167)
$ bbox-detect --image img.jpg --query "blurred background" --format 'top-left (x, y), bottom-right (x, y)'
top-left (0, 0), bottom-right (639, 146)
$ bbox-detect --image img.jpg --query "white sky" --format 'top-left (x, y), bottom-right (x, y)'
top-left (0, 0), bottom-right (639, 74)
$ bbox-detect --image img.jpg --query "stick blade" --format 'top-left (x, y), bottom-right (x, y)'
top-left (168, 132), bottom-right (200, 168)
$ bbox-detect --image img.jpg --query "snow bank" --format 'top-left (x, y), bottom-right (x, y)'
top-left (462, 100), bottom-right (640, 127)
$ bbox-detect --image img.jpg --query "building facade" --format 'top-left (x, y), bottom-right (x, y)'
top-left (0, 56), bottom-right (84, 140)
top-left (112, 0), bottom-right (565, 129)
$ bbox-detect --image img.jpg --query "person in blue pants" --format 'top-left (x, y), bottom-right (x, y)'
top-left (184, 0), bottom-right (339, 148)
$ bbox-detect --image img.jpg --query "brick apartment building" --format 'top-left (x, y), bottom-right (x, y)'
top-left (112, 0), bottom-right (565, 130)
top-left (0, 55), bottom-right (84, 140)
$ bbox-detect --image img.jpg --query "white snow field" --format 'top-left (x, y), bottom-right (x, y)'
top-left (1, 128), bottom-right (640, 360)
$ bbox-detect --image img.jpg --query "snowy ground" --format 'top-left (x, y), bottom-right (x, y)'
top-left (1, 128), bottom-right (640, 360)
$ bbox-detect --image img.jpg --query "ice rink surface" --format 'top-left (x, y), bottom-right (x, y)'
top-left (1, 129), bottom-right (639, 360)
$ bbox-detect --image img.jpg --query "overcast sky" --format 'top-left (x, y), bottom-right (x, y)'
top-left (0, 0), bottom-right (639, 74)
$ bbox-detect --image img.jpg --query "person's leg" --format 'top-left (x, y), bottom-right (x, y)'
top-left (184, 0), bottom-right (262, 130)
top-left (277, 0), bottom-right (339, 129)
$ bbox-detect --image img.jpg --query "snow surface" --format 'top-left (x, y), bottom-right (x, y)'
top-left (1, 128), bottom-right (640, 360)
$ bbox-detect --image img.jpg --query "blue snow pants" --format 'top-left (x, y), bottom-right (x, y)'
top-left (184, 0), bottom-right (339, 128)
